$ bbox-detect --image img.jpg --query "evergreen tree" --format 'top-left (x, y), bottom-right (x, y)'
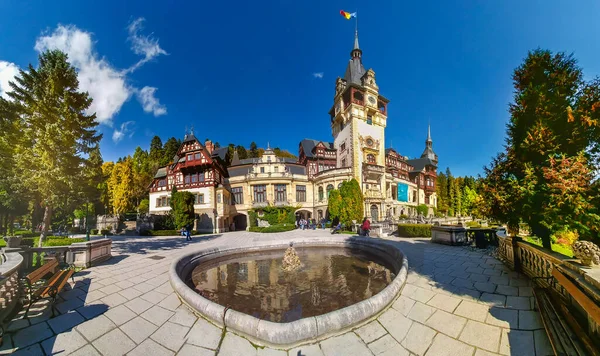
top-left (436, 172), bottom-right (448, 214)
top-left (161, 137), bottom-right (180, 166)
top-left (249, 142), bottom-right (259, 158)
top-left (170, 190), bottom-right (195, 229)
top-left (339, 179), bottom-right (364, 225)
top-left (327, 189), bottom-right (343, 220)
top-left (8, 50), bottom-right (101, 246)
top-left (236, 145), bottom-right (248, 159)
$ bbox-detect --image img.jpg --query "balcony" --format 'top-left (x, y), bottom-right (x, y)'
top-left (364, 189), bottom-right (385, 200)
top-left (273, 200), bottom-right (289, 207)
top-left (252, 200), bottom-right (270, 208)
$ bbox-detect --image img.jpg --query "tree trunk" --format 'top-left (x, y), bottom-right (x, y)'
top-left (38, 205), bottom-right (53, 248)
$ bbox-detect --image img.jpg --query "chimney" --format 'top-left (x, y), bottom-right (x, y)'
top-left (204, 140), bottom-right (214, 154)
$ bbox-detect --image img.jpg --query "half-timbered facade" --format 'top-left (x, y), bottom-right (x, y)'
top-left (148, 30), bottom-right (438, 232)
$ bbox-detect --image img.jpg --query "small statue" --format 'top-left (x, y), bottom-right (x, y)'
top-left (282, 242), bottom-right (303, 272)
top-left (572, 241), bottom-right (600, 267)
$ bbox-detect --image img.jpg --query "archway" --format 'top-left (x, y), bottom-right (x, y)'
top-left (295, 209), bottom-right (312, 221)
top-left (233, 214), bottom-right (248, 231)
top-left (370, 205), bottom-right (379, 222)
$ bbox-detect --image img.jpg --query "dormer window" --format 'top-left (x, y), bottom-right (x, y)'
top-left (367, 115), bottom-right (373, 125)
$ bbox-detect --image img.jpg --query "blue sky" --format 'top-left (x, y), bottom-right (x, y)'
top-left (1, 0), bottom-right (600, 176)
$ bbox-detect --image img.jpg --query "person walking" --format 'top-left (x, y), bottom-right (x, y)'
top-left (185, 225), bottom-right (192, 241)
top-left (361, 218), bottom-right (371, 237)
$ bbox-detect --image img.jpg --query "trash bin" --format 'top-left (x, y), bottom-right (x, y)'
top-left (474, 229), bottom-right (488, 249)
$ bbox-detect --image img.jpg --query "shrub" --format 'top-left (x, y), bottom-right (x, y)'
top-left (416, 204), bottom-right (429, 217)
top-left (45, 238), bottom-right (85, 246)
top-left (397, 224), bottom-right (432, 237)
top-left (138, 229), bottom-right (202, 236)
top-left (552, 229), bottom-right (579, 247)
top-left (68, 226), bottom-right (81, 234)
top-left (399, 214), bottom-right (409, 219)
top-left (90, 229), bottom-right (99, 235)
top-left (466, 221), bottom-right (481, 228)
top-left (20, 238), bottom-right (36, 247)
top-left (261, 224), bottom-right (295, 233)
top-left (249, 226), bottom-right (264, 232)
top-left (99, 229), bottom-right (112, 236)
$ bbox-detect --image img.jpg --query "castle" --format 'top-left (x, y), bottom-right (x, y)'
top-left (148, 31), bottom-right (438, 233)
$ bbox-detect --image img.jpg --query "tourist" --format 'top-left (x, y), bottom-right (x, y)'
top-left (320, 218), bottom-right (326, 229)
top-left (361, 218), bottom-right (371, 237)
top-left (185, 225), bottom-right (192, 241)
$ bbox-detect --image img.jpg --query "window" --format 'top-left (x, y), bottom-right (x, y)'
top-left (274, 166), bottom-right (279, 173)
top-left (156, 196), bottom-right (169, 207)
top-left (194, 152), bottom-right (201, 160)
top-left (341, 158), bottom-right (346, 167)
top-left (367, 115), bottom-right (373, 125)
top-left (158, 179), bottom-right (166, 187)
top-left (275, 184), bottom-right (286, 202)
top-left (187, 154), bottom-right (193, 161)
top-left (199, 172), bottom-right (205, 181)
top-left (260, 167), bottom-right (265, 173)
top-left (296, 185), bottom-right (306, 202)
top-left (191, 174), bottom-right (198, 183)
top-left (412, 191), bottom-right (416, 203)
top-left (367, 154), bottom-right (376, 164)
top-left (195, 194), bottom-right (204, 204)
top-left (318, 187), bottom-right (324, 201)
top-left (253, 185), bottom-right (266, 202)
top-left (217, 193), bottom-right (222, 203)
top-left (341, 142), bottom-right (346, 151)
top-left (326, 184), bottom-right (333, 197)
top-left (232, 187), bottom-right (243, 204)
top-left (318, 164), bottom-right (323, 172)
top-left (184, 175), bottom-right (190, 184)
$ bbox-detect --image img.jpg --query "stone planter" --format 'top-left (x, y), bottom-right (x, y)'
top-left (3, 236), bottom-right (22, 248)
top-left (431, 226), bottom-right (468, 246)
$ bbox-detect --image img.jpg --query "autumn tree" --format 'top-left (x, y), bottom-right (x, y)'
top-left (108, 157), bottom-right (134, 215)
top-left (8, 50), bottom-right (101, 246)
top-left (482, 49), bottom-right (600, 247)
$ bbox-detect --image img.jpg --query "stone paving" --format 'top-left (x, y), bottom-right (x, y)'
top-left (0, 230), bottom-right (554, 356)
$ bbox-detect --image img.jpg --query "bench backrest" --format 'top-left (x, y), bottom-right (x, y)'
top-left (26, 258), bottom-right (59, 284)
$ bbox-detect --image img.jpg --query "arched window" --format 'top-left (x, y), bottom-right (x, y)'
top-left (367, 154), bottom-right (376, 164)
top-left (318, 187), bottom-right (324, 201)
top-left (326, 184), bottom-right (334, 197)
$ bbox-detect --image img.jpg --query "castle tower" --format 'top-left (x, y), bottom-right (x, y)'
top-left (329, 29), bottom-right (389, 220)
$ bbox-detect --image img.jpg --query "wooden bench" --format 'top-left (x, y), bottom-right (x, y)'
top-left (533, 267), bottom-right (600, 356)
top-left (22, 258), bottom-right (75, 316)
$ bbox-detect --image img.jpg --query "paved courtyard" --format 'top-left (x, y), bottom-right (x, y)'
top-left (1, 230), bottom-right (553, 356)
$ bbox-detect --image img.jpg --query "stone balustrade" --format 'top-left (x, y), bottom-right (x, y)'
top-left (497, 233), bottom-right (600, 348)
top-left (0, 252), bottom-right (23, 327)
top-left (4, 238), bottom-right (112, 271)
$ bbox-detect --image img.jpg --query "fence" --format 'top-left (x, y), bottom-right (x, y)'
top-left (497, 233), bottom-right (600, 347)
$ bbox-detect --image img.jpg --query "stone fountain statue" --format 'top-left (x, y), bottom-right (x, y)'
top-left (282, 242), bottom-right (303, 272)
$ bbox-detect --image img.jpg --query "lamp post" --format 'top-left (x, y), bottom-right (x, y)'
top-left (85, 203), bottom-right (90, 241)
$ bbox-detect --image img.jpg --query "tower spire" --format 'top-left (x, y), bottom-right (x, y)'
top-left (427, 123), bottom-right (431, 142)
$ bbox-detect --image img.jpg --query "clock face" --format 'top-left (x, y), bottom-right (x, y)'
top-left (368, 96), bottom-right (376, 104)
top-left (366, 138), bottom-right (374, 147)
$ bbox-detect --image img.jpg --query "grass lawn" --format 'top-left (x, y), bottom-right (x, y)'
top-left (523, 236), bottom-right (573, 258)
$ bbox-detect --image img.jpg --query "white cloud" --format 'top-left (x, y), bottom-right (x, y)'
top-left (0, 61), bottom-right (19, 99)
top-left (32, 21), bottom-right (167, 126)
top-left (35, 25), bottom-right (130, 126)
top-left (313, 72), bottom-right (324, 79)
top-left (112, 121), bottom-right (135, 143)
top-left (125, 18), bottom-right (168, 73)
top-left (136, 86), bottom-right (167, 116)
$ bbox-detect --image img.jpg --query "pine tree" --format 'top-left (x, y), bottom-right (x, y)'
top-left (249, 142), bottom-right (259, 158)
top-left (8, 50), bottom-right (101, 246)
top-left (236, 145), bottom-right (248, 159)
top-left (161, 137), bottom-right (180, 166)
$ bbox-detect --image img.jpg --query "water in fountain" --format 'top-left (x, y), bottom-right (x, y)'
top-left (281, 242), bottom-right (303, 272)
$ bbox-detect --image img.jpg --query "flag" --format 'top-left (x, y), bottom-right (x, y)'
top-left (340, 10), bottom-right (357, 20)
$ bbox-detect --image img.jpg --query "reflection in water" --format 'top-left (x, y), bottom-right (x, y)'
top-left (187, 247), bottom-right (395, 322)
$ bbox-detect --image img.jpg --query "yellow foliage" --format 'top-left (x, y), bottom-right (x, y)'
top-left (552, 229), bottom-right (579, 247)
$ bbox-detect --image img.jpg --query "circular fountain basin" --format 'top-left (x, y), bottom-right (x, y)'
top-left (169, 236), bottom-right (408, 346)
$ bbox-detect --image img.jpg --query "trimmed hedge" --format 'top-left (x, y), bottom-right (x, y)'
top-left (90, 229), bottom-right (99, 235)
top-left (249, 224), bottom-right (296, 233)
top-left (397, 224), bottom-right (432, 237)
top-left (139, 229), bottom-right (201, 236)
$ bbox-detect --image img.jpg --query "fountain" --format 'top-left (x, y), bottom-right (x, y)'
top-left (169, 236), bottom-right (408, 346)
top-left (281, 242), bottom-right (303, 272)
